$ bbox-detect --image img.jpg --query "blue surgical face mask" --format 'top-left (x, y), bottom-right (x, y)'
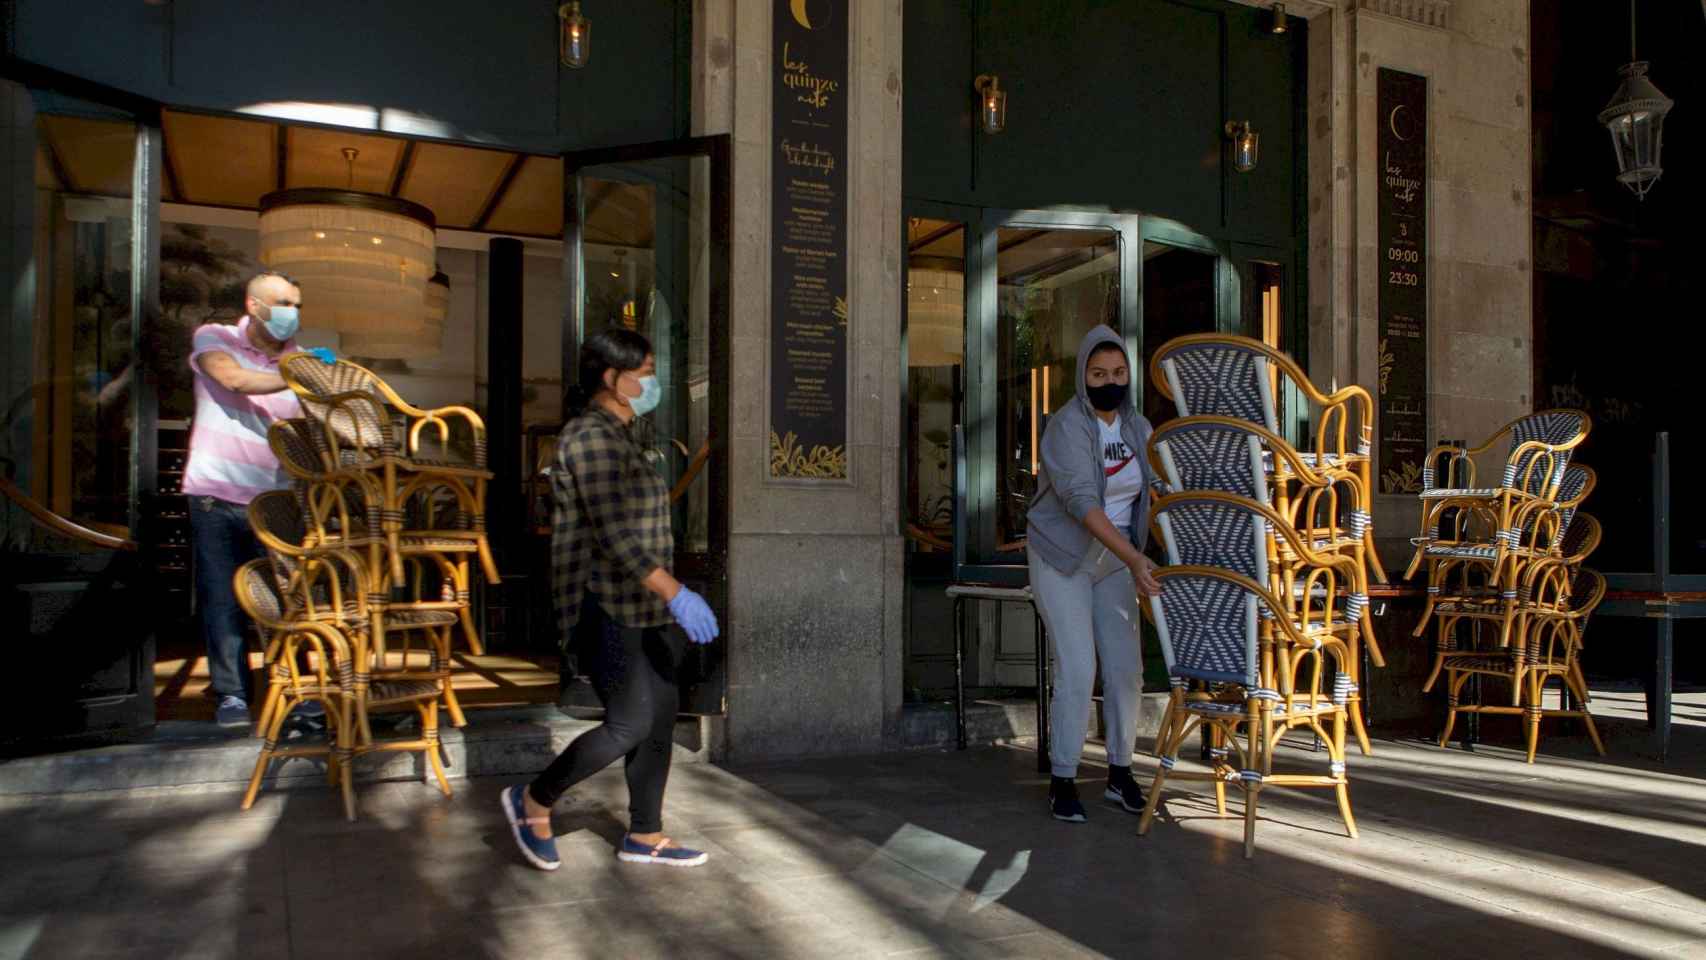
top-left (260, 303), bottom-right (300, 341)
top-left (629, 374), bottom-right (662, 417)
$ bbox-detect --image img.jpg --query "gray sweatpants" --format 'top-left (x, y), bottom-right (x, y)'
top-left (1029, 542), bottom-right (1142, 778)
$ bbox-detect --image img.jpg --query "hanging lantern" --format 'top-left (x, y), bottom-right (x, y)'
top-left (906, 268), bottom-right (964, 367)
top-left (258, 150), bottom-right (436, 336)
top-left (559, 1), bottom-right (591, 69)
top-left (1597, 61), bottom-right (1672, 200)
top-left (341, 270), bottom-right (448, 361)
top-left (1597, 1), bottom-right (1673, 200)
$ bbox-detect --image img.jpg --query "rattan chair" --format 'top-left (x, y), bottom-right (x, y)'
top-left (1432, 567), bottom-right (1607, 762)
top-left (1137, 565), bottom-right (1357, 859)
top-left (234, 558), bottom-right (359, 819)
top-left (279, 355), bottom-right (497, 587)
top-left (1415, 465), bottom-right (1597, 649)
top-left (248, 491), bottom-right (466, 733)
top-left (1148, 417), bottom-right (1382, 754)
top-left (269, 417), bottom-right (484, 659)
top-left (1403, 409), bottom-right (1591, 584)
top-left (1149, 333), bottom-right (1385, 582)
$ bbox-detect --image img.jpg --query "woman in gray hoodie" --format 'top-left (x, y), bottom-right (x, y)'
top-left (1026, 324), bottom-right (1161, 823)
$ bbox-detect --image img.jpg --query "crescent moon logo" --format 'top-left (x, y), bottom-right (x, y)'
top-left (790, 0), bottom-right (814, 29)
top-left (1389, 104), bottom-right (1412, 142)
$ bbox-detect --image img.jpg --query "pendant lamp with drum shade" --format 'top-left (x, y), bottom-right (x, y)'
top-left (906, 268), bottom-right (964, 368)
top-left (258, 147), bottom-right (437, 336)
top-left (341, 269), bottom-right (449, 361)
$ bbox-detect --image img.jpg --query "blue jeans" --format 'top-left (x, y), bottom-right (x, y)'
top-left (190, 495), bottom-right (262, 701)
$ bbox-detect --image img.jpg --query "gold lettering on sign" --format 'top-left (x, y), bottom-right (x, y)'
top-left (779, 139), bottom-right (836, 174)
top-left (1383, 152), bottom-right (1420, 203)
top-left (781, 41), bottom-right (840, 109)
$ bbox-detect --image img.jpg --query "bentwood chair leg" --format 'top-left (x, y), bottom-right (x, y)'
top-left (1332, 711), bottom-right (1358, 839)
top-left (1364, 528), bottom-right (1390, 584)
top-left (242, 693), bottom-right (293, 811)
top-left (1138, 693), bottom-right (1183, 837)
top-left (424, 703), bottom-right (453, 797)
top-left (1525, 675), bottom-right (1544, 764)
top-left (1439, 672), bottom-right (1469, 748)
top-left (1211, 724), bottom-right (1228, 817)
top-left (1242, 712), bottom-right (1261, 859)
top-left (440, 627), bottom-right (468, 728)
top-left (1581, 700), bottom-right (1607, 756)
top-left (253, 663), bottom-right (287, 739)
top-left (1348, 693), bottom-right (1373, 757)
top-left (336, 695), bottom-right (357, 822)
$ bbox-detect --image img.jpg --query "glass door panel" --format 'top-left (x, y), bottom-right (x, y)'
top-left (1140, 240), bottom-right (1219, 426)
top-left (994, 226), bottom-right (1121, 550)
top-left (1, 92), bottom-right (159, 740)
top-left (565, 137), bottom-right (730, 714)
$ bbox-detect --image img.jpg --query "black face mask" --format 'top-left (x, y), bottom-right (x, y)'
top-left (1085, 381), bottom-right (1129, 412)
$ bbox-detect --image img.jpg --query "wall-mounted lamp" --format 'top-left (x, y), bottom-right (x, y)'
top-left (1225, 121), bottom-right (1259, 172)
top-left (974, 75), bottom-right (1008, 134)
top-left (1271, 3), bottom-right (1289, 34)
top-left (559, 2), bottom-right (591, 69)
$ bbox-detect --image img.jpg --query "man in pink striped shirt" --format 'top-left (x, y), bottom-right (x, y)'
top-left (184, 271), bottom-right (332, 726)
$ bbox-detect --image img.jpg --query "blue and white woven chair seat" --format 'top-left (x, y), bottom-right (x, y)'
top-left (1423, 543), bottom-right (1501, 560)
top-left (1418, 487), bottom-right (1504, 499)
top-left (1189, 697), bottom-right (1339, 717)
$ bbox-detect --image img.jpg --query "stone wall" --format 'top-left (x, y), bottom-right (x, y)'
top-left (1306, 0), bottom-right (1533, 572)
top-left (695, 0), bottom-right (907, 759)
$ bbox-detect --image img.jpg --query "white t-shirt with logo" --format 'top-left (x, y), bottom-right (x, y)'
top-left (1100, 415), bottom-right (1142, 530)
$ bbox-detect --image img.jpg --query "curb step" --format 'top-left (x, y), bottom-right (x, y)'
top-left (0, 706), bottom-right (712, 797)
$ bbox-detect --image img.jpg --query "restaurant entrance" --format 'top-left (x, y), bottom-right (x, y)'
top-left (900, 205), bottom-right (1292, 699)
top-left (0, 66), bottom-right (734, 743)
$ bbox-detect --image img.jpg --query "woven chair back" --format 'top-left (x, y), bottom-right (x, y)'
top-left (1154, 340), bottom-right (1277, 432)
top-left (1150, 418), bottom-right (1270, 502)
top-left (269, 418), bottom-right (329, 481)
top-left (1148, 569), bottom-right (1263, 689)
top-left (283, 357), bottom-right (394, 458)
top-left (234, 558), bottom-right (287, 627)
top-left (1505, 410), bottom-right (1588, 496)
top-left (1154, 495), bottom-right (1270, 585)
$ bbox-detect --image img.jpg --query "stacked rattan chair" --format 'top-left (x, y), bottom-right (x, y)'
top-left (1149, 335), bottom-right (1385, 755)
top-left (1408, 420), bottom-right (1607, 760)
top-left (237, 491), bottom-right (458, 819)
top-left (1139, 335), bottom-right (1378, 859)
top-left (278, 355), bottom-right (499, 591)
top-left (269, 416), bottom-right (485, 663)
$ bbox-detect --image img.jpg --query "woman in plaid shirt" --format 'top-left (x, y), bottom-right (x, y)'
top-left (502, 329), bottom-right (720, 871)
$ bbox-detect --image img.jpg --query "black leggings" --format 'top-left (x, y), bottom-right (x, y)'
top-left (529, 601), bottom-right (680, 835)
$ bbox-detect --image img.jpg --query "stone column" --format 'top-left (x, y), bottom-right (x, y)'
top-left (1303, 0), bottom-right (1532, 568)
top-left (695, 0), bottom-right (906, 759)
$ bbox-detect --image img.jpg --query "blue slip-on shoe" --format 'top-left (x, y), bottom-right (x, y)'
top-left (501, 785), bottom-right (560, 871)
top-left (215, 696), bottom-right (251, 728)
top-left (617, 835), bottom-right (708, 867)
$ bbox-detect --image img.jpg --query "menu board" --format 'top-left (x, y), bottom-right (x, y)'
top-left (1376, 68), bottom-right (1428, 494)
top-left (767, 0), bottom-right (850, 482)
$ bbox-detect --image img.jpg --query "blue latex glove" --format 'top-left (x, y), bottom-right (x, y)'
top-left (667, 586), bottom-right (720, 646)
top-left (303, 347), bottom-right (337, 365)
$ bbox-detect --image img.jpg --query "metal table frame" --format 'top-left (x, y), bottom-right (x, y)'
top-left (1601, 433), bottom-right (1706, 763)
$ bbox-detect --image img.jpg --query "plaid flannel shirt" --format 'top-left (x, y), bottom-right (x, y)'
top-left (551, 407), bottom-right (674, 633)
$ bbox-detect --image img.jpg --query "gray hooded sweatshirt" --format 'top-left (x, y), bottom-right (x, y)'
top-left (1025, 324), bottom-right (1155, 575)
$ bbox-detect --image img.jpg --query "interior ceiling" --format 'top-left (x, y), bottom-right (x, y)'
top-left (34, 109), bottom-right (655, 247)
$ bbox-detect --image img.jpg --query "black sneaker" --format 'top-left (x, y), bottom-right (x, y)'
top-left (1049, 776), bottom-right (1087, 823)
top-left (1104, 765), bottom-right (1145, 814)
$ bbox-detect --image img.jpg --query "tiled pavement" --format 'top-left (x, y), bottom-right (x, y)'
top-left (2, 692), bottom-right (1704, 959)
